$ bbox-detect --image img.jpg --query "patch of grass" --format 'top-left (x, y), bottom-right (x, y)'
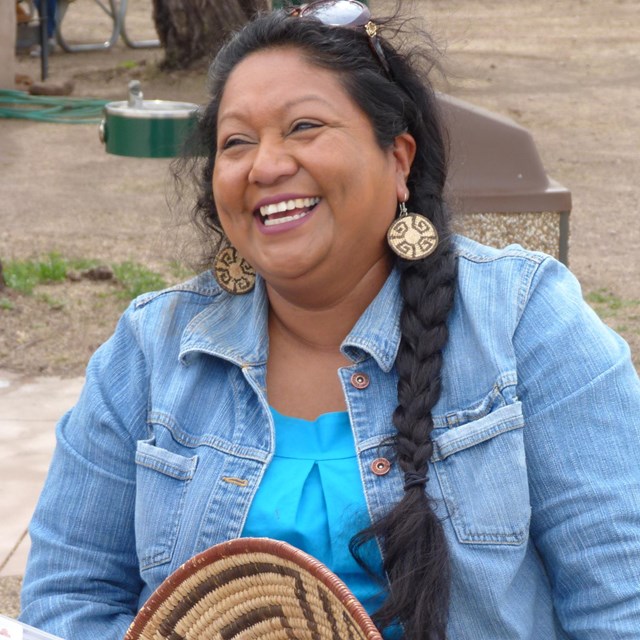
top-left (3, 252), bottom-right (69, 294)
top-left (112, 261), bottom-right (167, 299)
top-left (2, 253), bottom-right (169, 301)
top-left (0, 297), bottom-right (14, 311)
top-left (118, 60), bottom-right (138, 70)
top-left (2, 253), bottom-right (102, 294)
top-left (585, 289), bottom-right (623, 309)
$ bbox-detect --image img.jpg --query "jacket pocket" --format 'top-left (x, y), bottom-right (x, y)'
top-left (134, 439), bottom-right (198, 570)
top-left (432, 402), bottom-right (530, 545)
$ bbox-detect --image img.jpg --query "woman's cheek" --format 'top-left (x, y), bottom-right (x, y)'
top-left (214, 161), bottom-right (249, 209)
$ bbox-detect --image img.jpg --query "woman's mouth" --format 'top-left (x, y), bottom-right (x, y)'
top-left (257, 197), bottom-right (320, 227)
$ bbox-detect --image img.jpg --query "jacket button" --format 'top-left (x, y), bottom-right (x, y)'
top-left (371, 458), bottom-right (391, 476)
top-left (350, 372), bottom-right (370, 389)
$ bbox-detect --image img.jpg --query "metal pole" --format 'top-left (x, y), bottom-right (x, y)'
top-left (39, 0), bottom-right (49, 81)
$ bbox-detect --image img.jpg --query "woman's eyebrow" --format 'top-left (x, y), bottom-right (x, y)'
top-left (218, 94), bottom-right (336, 124)
top-left (279, 94), bottom-right (336, 110)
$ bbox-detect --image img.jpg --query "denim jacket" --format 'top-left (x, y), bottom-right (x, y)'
top-left (21, 236), bottom-right (640, 639)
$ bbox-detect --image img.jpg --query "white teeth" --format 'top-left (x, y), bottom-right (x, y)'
top-left (264, 211), bottom-right (310, 226)
top-left (259, 197), bottom-right (319, 217)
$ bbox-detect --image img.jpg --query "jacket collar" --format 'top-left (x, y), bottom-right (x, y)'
top-left (340, 267), bottom-right (401, 372)
top-left (179, 268), bottom-right (402, 372)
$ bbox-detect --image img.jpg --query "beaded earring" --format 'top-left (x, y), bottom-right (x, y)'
top-left (213, 246), bottom-right (256, 294)
top-left (386, 198), bottom-right (439, 260)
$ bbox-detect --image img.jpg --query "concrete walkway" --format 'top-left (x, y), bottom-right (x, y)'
top-left (0, 371), bottom-right (84, 615)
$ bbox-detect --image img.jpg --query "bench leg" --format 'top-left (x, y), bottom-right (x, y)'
top-left (119, 0), bottom-right (159, 49)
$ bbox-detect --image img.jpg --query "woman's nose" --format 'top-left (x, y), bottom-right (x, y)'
top-left (248, 139), bottom-right (298, 185)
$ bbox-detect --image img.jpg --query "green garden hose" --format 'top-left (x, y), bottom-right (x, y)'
top-left (0, 90), bottom-right (109, 124)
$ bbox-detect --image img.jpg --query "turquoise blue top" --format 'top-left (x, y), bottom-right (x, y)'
top-left (242, 407), bottom-right (388, 619)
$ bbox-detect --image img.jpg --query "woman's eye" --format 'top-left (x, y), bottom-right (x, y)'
top-left (291, 121), bottom-right (322, 133)
top-left (219, 134), bottom-right (252, 151)
top-left (221, 137), bottom-right (250, 150)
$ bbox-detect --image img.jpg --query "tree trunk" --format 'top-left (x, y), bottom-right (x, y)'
top-left (152, 0), bottom-right (270, 70)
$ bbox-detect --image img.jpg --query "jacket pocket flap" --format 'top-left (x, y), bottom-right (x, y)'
top-left (135, 440), bottom-right (198, 480)
top-left (432, 402), bottom-right (524, 462)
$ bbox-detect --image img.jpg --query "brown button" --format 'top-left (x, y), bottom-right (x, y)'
top-left (371, 458), bottom-right (391, 476)
top-left (350, 372), bottom-right (370, 390)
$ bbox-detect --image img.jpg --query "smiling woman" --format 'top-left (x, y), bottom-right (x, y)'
top-left (19, 2), bottom-right (640, 640)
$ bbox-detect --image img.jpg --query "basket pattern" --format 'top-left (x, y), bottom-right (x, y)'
top-left (125, 538), bottom-right (383, 640)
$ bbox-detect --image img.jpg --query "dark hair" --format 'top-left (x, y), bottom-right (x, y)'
top-left (187, 8), bottom-right (457, 639)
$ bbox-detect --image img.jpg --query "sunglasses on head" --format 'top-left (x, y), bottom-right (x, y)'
top-left (288, 0), bottom-right (393, 79)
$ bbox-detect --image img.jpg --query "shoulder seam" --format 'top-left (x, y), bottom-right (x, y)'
top-left (454, 244), bottom-right (548, 266)
top-left (133, 278), bottom-right (221, 310)
top-left (515, 255), bottom-right (551, 327)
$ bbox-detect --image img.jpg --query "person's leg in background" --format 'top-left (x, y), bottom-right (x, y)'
top-left (32, 0), bottom-right (57, 55)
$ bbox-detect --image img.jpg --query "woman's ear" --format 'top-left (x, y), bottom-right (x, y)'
top-left (392, 132), bottom-right (417, 200)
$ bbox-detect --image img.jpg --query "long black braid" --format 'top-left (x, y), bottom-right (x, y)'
top-left (361, 242), bottom-right (457, 638)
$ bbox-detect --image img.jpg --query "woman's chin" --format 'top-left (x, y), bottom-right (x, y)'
top-left (258, 260), bottom-right (319, 287)
top-left (250, 236), bottom-right (332, 288)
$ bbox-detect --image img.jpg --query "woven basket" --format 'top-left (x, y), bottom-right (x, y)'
top-left (125, 538), bottom-right (383, 640)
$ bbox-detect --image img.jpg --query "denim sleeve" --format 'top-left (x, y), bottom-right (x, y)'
top-left (514, 257), bottom-right (640, 637)
top-left (20, 303), bottom-right (149, 640)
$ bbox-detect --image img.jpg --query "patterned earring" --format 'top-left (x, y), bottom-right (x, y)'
top-left (214, 246), bottom-right (256, 294)
top-left (386, 199), bottom-right (439, 260)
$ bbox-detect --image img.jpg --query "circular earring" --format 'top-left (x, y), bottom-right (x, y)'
top-left (214, 246), bottom-right (256, 294)
top-left (386, 201), bottom-right (439, 260)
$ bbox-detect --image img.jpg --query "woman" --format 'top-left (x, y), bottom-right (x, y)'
top-left (20, 2), bottom-right (640, 639)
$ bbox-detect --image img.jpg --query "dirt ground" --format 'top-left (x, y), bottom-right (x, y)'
top-left (1, 0), bottom-right (639, 376)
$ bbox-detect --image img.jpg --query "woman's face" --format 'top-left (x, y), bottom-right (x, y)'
top-left (213, 47), bottom-right (415, 292)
